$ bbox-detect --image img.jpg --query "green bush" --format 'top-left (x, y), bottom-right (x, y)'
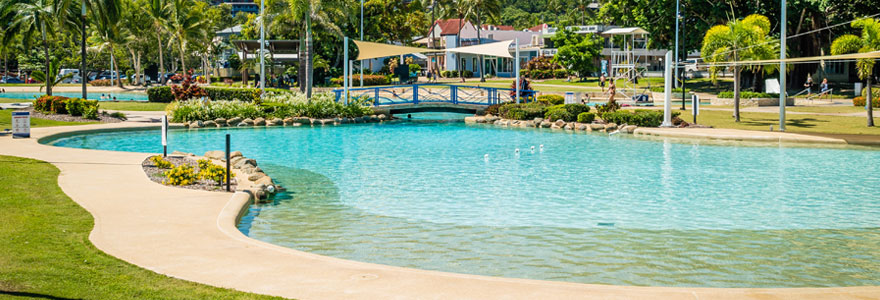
top-left (166, 100), bottom-right (266, 122)
top-left (861, 87), bottom-right (880, 100)
top-left (600, 109), bottom-right (681, 127)
top-left (498, 102), bottom-right (548, 120)
top-left (537, 94), bottom-right (565, 105)
top-left (485, 103), bottom-right (506, 116)
top-left (203, 87), bottom-right (262, 102)
top-left (33, 95), bottom-right (69, 114)
top-left (65, 98), bottom-right (98, 117)
top-left (544, 106), bottom-right (573, 121)
top-left (409, 64), bottom-right (421, 74)
top-left (718, 91), bottom-right (778, 99)
top-left (553, 69), bottom-right (568, 79)
top-left (89, 79), bottom-right (130, 86)
top-left (329, 74), bottom-right (390, 86)
top-left (147, 86), bottom-right (174, 103)
top-left (852, 96), bottom-right (880, 108)
top-left (562, 103), bottom-right (590, 116)
top-left (82, 105), bottom-right (99, 120)
top-left (577, 112), bottom-right (596, 123)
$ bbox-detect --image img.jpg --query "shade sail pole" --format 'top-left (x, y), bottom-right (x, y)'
top-left (515, 38), bottom-right (520, 104)
top-left (662, 51), bottom-right (674, 127)
top-left (779, 0), bottom-right (787, 131)
top-left (344, 36), bottom-right (349, 105)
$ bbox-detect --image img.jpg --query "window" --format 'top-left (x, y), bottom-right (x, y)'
top-left (473, 58), bottom-right (478, 71)
top-left (461, 58), bottom-right (467, 70)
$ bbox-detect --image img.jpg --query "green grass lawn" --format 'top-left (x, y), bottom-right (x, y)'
top-left (99, 101), bottom-right (168, 111)
top-left (786, 106), bottom-right (866, 114)
top-left (0, 110), bottom-right (98, 129)
top-left (0, 155), bottom-right (286, 299)
top-left (679, 109), bottom-right (880, 135)
top-left (0, 97), bottom-right (27, 103)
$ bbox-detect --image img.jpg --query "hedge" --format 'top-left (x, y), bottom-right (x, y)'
top-left (538, 94), bottom-right (564, 105)
top-left (600, 109), bottom-right (680, 127)
top-left (203, 87), bottom-right (262, 102)
top-left (852, 96), bottom-right (880, 108)
top-left (498, 102), bottom-right (548, 120)
top-left (90, 79), bottom-right (130, 86)
top-left (33, 95), bottom-right (99, 119)
top-left (861, 87), bottom-right (880, 100)
top-left (147, 86), bottom-right (174, 102)
top-left (441, 70), bottom-right (474, 78)
top-left (544, 104), bottom-right (590, 122)
top-left (717, 91), bottom-right (779, 99)
top-left (329, 74), bottom-right (390, 86)
top-left (577, 112), bottom-right (596, 123)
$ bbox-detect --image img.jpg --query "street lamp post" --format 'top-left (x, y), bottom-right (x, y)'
top-left (81, 0), bottom-right (87, 99)
top-left (674, 0), bottom-right (680, 91)
top-left (259, 0), bottom-right (265, 93)
top-left (779, 0), bottom-right (787, 131)
top-left (681, 6), bottom-right (686, 111)
top-left (360, 0), bottom-right (364, 87)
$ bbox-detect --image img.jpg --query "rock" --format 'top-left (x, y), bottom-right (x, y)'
top-left (564, 123), bottom-right (575, 130)
top-left (533, 118), bottom-right (544, 124)
top-left (520, 121), bottom-right (535, 128)
top-left (241, 118), bottom-right (254, 126)
top-left (229, 156), bottom-right (245, 167)
top-left (204, 150), bottom-right (224, 160)
top-left (333, 117), bottom-right (343, 124)
top-left (227, 117), bottom-right (242, 126)
top-left (294, 117), bottom-right (310, 124)
top-left (182, 121), bottom-right (190, 128)
top-left (378, 114), bottom-right (387, 121)
top-left (233, 158), bottom-right (257, 169)
top-left (589, 124), bottom-right (605, 131)
top-left (576, 123), bottom-right (588, 131)
top-left (254, 176), bottom-right (273, 186)
top-left (309, 118), bottom-right (318, 125)
top-left (189, 121), bottom-right (202, 129)
top-left (475, 117), bottom-right (488, 123)
top-left (319, 119), bottom-right (334, 125)
top-left (354, 116), bottom-right (364, 123)
top-left (485, 116), bottom-right (500, 123)
top-left (540, 121), bottom-right (552, 128)
top-left (464, 116), bottom-right (479, 123)
top-left (283, 117), bottom-right (294, 125)
top-left (170, 150), bottom-right (192, 156)
top-left (230, 151), bottom-right (243, 158)
top-left (494, 120), bottom-right (503, 126)
top-left (254, 117), bottom-right (266, 126)
top-left (203, 120), bottom-right (217, 127)
top-left (214, 118), bottom-right (226, 127)
top-left (291, 123), bottom-right (302, 127)
top-left (268, 118), bottom-right (282, 126)
top-left (604, 123), bottom-right (618, 131)
top-left (554, 120), bottom-right (566, 127)
top-left (622, 125), bottom-right (638, 133)
top-left (248, 172), bottom-right (266, 181)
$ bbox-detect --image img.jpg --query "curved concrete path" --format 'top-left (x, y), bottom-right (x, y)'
top-left (1, 123), bottom-right (879, 299)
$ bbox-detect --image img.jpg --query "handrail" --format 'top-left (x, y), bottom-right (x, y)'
top-left (333, 83), bottom-right (537, 106)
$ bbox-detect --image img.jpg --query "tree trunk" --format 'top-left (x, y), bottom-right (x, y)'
top-left (477, 7), bottom-right (485, 83)
top-left (112, 48), bottom-right (123, 88)
top-left (136, 52), bottom-right (142, 86)
top-left (180, 40), bottom-right (187, 74)
top-left (44, 38), bottom-right (52, 96)
top-left (733, 66), bottom-right (741, 122)
top-left (867, 77), bottom-right (874, 127)
top-left (305, 13), bottom-right (313, 98)
top-left (157, 31), bottom-right (165, 84)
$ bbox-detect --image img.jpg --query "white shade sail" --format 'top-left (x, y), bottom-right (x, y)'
top-left (446, 40), bottom-right (514, 58)
top-left (353, 40), bottom-right (438, 60)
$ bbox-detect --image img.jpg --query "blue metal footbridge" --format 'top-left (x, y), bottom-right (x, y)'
top-left (333, 84), bottom-right (536, 115)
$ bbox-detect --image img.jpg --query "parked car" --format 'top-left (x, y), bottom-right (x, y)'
top-left (59, 69), bottom-right (81, 83)
top-left (129, 74), bottom-right (152, 84)
top-left (91, 70), bottom-right (127, 81)
top-left (1, 76), bottom-right (24, 83)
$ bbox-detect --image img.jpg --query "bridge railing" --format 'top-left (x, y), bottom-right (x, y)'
top-left (333, 84), bottom-right (536, 107)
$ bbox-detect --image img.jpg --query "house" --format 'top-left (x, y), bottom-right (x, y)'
top-left (211, 0), bottom-right (258, 16)
top-left (421, 19), bottom-right (544, 78)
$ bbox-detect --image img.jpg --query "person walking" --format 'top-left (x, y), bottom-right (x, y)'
top-left (804, 74), bottom-right (813, 96)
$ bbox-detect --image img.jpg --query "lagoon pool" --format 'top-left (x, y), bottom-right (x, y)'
top-left (46, 121), bottom-right (880, 287)
top-left (1, 91), bottom-right (148, 101)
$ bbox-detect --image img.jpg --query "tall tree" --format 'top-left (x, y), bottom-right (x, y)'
top-left (145, 0), bottom-right (170, 83)
top-left (1, 0), bottom-right (72, 95)
top-left (287, 0), bottom-right (344, 97)
top-left (89, 0), bottom-right (124, 87)
top-left (168, 0), bottom-right (209, 74)
top-left (701, 14), bottom-right (777, 122)
top-left (465, 0), bottom-right (501, 82)
top-left (831, 18), bottom-right (880, 127)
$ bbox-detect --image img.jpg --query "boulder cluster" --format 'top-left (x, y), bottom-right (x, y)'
top-left (464, 115), bottom-right (639, 134)
top-left (183, 115), bottom-right (390, 129)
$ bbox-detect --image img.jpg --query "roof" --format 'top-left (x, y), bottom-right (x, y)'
top-left (528, 24), bottom-right (548, 32)
top-left (601, 27), bottom-right (650, 35)
top-left (231, 40), bottom-right (301, 53)
top-left (216, 25), bottom-right (242, 35)
top-left (481, 24), bottom-right (514, 31)
top-left (434, 19), bottom-right (470, 35)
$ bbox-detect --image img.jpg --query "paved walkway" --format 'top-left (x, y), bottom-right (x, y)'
top-left (1, 123), bottom-right (878, 299)
top-left (634, 127), bottom-right (849, 145)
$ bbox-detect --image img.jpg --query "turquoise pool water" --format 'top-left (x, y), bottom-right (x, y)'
top-left (46, 121), bottom-right (880, 287)
top-left (1, 91), bottom-right (148, 101)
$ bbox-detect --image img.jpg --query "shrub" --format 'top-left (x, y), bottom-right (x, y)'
top-left (82, 105), bottom-right (99, 120)
top-left (65, 98), bottom-right (98, 117)
top-left (600, 109), bottom-right (681, 127)
top-left (197, 159), bottom-right (229, 185)
top-left (544, 106), bottom-right (573, 121)
top-left (553, 69), bottom-right (569, 78)
top-left (717, 91), bottom-right (778, 99)
top-left (104, 111), bottom-right (127, 120)
top-left (595, 99), bottom-right (620, 114)
top-left (409, 64), bottom-right (421, 74)
top-left (577, 112), bottom-right (596, 123)
top-left (166, 100), bottom-right (265, 122)
top-left (485, 102), bottom-right (506, 116)
top-left (538, 94), bottom-right (565, 105)
top-left (442, 70), bottom-right (458, 78)
top-left (852, 96), bottom-right (880, 108)
top-left (861, 87), bottom-right (880, 100)
top-left (203, 87), bottom-right (262, 102)
top-left (163, 164), bottom-right (197, 186)
top-left (33, 95), bottom-right (69, 114)
top-left (147, 86), bottom-right (174, 103)
top-left (170, 75), bottom-right (207, 101)
top-left (462, 70), bottom-right (474, 77)
top-left (150, 155), bottom-right (174, 169)
top-left (89, 79), bottom-right (129, 86)
top-left (498, 102), bottom-right (547, 120)
top-left (329, 74), bottom-right (390, 86)
top-left (562, 103), bottom-right (590, 116)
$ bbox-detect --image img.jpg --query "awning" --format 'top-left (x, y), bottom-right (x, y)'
top-left (700, 51), bottom-right (880, 67)
top-left (445, 40), bottom-right (513, 58)
top-left (354, 40), bottom-right (437, 60)
top-left (602, 27), bottom-right (650, 36)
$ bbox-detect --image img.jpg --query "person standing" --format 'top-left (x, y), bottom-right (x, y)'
top-left (599, 73), bottom-right (607, 92)
top-left (804, 74), bottom-right (813, 96)
top-left (607, 80), bottom-right (616, 103)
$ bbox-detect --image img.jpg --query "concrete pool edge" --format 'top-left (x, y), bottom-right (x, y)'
top-left (2, 122), bottom-right (879, 299)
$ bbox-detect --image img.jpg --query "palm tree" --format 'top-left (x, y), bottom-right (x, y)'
top-left (831, 18), bottom-right (879, 127)
top-left (145, 0), bottom-right (170, 84)
top-left (1, 0), bottom-right (72, 95)
top-left (90, 0), bottom-right (124, 87)
top-left (701, 14), bottom-right (777, 122)
top-left (287, 0), bottom-right (343, 97)
top-left (168, 0), bottom-right (209, 74)
top-left (437, 0), bottom-right (472, 82)
top-left (31, 57), bottom-right (75, 91)
top-left (465, 0), bottom-right (500, 82)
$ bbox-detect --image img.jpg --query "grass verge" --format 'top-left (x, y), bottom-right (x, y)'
top-left (99, 101), bottom-right (168, 111)
top-left (679, 109), bottom-right (880, 136)
top-left (0, 155), bottom-right (286, 299)
top-left (0, 110), bottom-right (99, 129)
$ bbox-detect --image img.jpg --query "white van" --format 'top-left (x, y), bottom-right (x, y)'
top-left (59, 69), bottom-right (81, 83)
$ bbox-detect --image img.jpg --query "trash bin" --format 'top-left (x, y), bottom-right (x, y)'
top-left (855, 82), bottom-right (863, 97)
